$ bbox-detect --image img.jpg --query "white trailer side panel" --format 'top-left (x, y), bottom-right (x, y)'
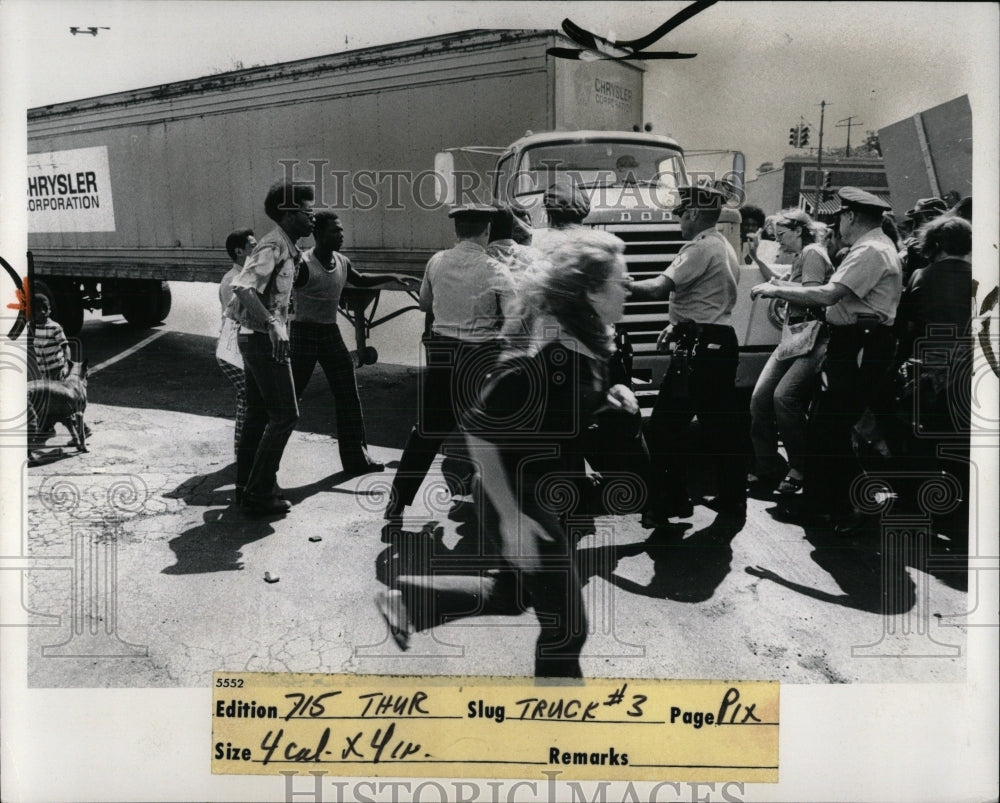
top-left (28, 30), bottom-right (574, 282)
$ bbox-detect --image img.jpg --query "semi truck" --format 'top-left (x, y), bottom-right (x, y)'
top-left (26, 27), bottom-right (778, 385)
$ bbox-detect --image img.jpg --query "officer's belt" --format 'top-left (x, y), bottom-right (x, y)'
top-left (828, 315), bottom-right (891, 336)
top-left (671, 321), bottom-right (733, 339)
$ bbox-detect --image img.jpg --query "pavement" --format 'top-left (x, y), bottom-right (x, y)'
top-left (19, 309), bottom-right (972, 689)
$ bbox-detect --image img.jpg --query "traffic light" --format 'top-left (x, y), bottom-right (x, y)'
top-left (799, 125), bottom-right (810, 147)
top-left (789, 125), bottom-right (800, 147)
top-left (821, 170), bottom-right (833, 200)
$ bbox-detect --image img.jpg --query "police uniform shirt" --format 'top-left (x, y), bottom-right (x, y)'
top-left (826, 228), bottom-right (902, 326)
top-left (293, 248), bottom-right (349, 325)
top-left (662, 228), bottom-right (739, 326)
top-left (228, 226), bottom-right (300, 332)
top-left (420, 240), bottom-right (514, 341)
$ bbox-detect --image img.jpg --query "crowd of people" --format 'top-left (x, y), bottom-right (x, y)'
top-left (218, 183), bottom-right (418, 514)
top-left (26, 174), bottom-right (970, 680)
top-left (204, 178), bottom-right (973, 679)
top-left (745, 190), bottom-right (973, 535)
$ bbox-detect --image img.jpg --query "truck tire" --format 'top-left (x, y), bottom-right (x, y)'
top-left (50, 279), bottom-right (84, 337)
top-left (153, 281), bottom-right (173, 321)
top-left (122, 280), bottom-right (172, 327)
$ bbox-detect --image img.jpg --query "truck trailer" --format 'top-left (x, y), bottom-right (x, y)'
top-left (26, 27), bottom-right (778, 386)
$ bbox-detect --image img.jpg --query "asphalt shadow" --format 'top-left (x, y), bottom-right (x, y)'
top-left (162, 507), bottom-right (277, 574)
top-left (27, 445), bottom-right (86, 468)
top-left (164, 461), bottom-right (238, 507)
top-left (84, 329), bottom-right (418, 448)
top-left (581, 515), bottom-right (742, 603)
top-left (746, 517), bottom-right (916, 615)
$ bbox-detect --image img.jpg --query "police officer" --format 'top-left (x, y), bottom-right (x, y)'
top-left (385, 204), bottom-right (513, 525)
top-left (752, 187), bottom-right (902, 528)
top-left (630, 185), bottom-right (746, 522)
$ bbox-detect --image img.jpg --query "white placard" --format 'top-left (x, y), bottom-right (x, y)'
top-left (27, 146), bottom-right (116, 233)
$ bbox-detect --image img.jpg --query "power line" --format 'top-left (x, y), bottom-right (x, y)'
top-left (835, 115), bottom-right (862, 157)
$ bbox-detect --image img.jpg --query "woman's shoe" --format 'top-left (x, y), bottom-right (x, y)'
top-left (776, 474), bottom-right (804, 495)
top-left (748, 470), bottom-right (784, 490)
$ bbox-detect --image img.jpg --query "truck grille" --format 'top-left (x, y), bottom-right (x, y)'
top-left (605, 223), bottom-right (686, 357)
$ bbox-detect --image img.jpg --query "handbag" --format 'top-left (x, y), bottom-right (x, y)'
top-left (215, 315), bottom-right (243, 368)
top-left (774, 318), bottom-right (823, 361)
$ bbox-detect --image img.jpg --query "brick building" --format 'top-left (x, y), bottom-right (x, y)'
top-left (743, 155), bottom-right (890, 221)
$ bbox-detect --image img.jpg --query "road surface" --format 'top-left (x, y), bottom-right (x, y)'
top-left (20, 285), bottom-right (970, 688)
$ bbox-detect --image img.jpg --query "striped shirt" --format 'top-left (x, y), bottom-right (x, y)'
top-left (32, 320), bottom-right (69, 379)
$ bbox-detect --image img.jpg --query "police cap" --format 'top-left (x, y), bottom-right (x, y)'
top-left (448, 203), bottom-right (497, 222)
top-left (904, 197), bottom-right (948, 218)
top-left (543, 178), bottom-right (591, 218)
top-left (835, 186), bottom-right (892, 214)
top-left (672, 185), bottom-right (728, 215)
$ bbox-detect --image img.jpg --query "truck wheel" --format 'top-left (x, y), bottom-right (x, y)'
top-left (122, 280), bottom-right (172, 327)
top-left (51, 280), bottom-right (84, 336)
top-left (153, 282), bottom-right (172, 321)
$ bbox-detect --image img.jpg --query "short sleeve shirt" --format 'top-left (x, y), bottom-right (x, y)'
top-left (785, 243), bottom-right (833, 317)
top-left (826, 229), bottom-right (902, 326)
top-left (421, 240), bottom-right (514, 341)
top-left (218, 264), bottom-right (240, 310)
top-left (662, 229), bottom-right (739, 326)
top-left (31, 319), bottom-right (68, 379)
top-left (228, 226), bottom-right (301, 331)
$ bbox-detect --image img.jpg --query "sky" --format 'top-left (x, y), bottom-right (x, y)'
top-left (1, 0), bottom-right (995, 177)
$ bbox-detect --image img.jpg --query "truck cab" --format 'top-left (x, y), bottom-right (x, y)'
top-left (489, 130), bottom-right (780, 401)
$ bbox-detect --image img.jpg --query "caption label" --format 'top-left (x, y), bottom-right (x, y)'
top-left (212, 673), bottom-right (779, 781)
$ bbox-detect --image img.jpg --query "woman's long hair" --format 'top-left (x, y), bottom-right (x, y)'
top-left (503, 227), bottom-right (624, 360)
top-left (774, 208), bottom-right (821, 245)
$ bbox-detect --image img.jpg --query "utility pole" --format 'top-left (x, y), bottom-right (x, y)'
top-left (814, 100), bottom-right (827, 212)
top-left (836, 115), bottom-right (862, 157)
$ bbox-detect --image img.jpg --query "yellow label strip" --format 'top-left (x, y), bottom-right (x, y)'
top-left (212, 673), bottom-right (779, 782)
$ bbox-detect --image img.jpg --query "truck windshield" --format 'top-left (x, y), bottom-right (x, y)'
top-left (509, 141), bottom-right (687, 198)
